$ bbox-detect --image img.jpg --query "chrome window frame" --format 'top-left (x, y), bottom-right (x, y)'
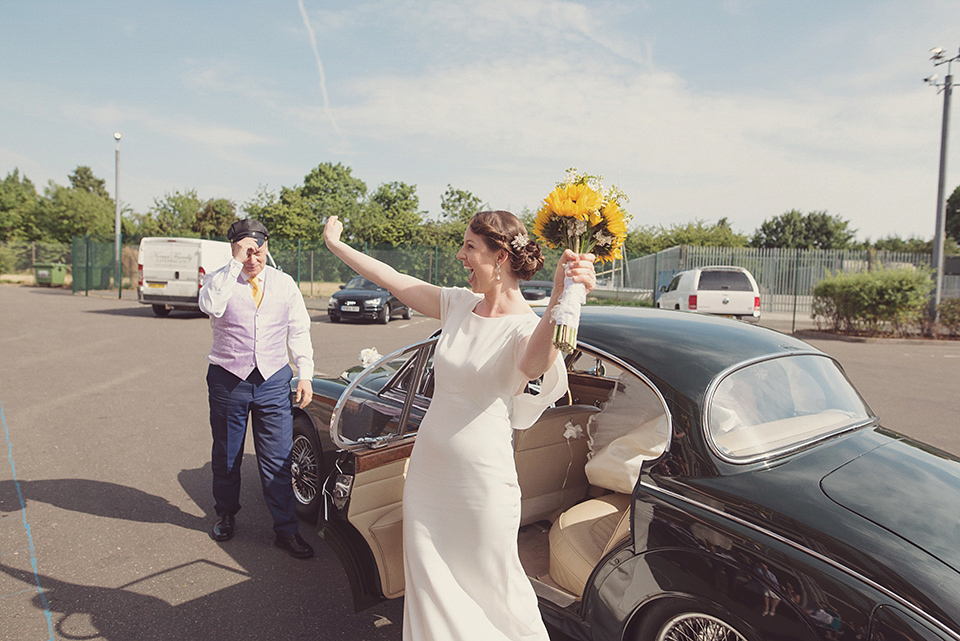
top-left (329, 337), bottom-right (438, 450)
top-left (702, 351), bottom-right (877, 465)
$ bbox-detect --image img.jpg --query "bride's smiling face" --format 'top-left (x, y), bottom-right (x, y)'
top-left (456, 227), bottom-right (501, 292)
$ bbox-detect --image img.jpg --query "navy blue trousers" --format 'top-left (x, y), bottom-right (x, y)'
top-left (206, 364), bottom-right (298, 537)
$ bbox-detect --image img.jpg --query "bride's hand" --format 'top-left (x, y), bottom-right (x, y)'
top-left (324, 216), bottom-right (344, 247)
top-left (554, 249), bottom-right (597, 294)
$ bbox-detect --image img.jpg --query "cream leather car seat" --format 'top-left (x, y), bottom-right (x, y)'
top-left (548, 492), bottom-right (632, 597)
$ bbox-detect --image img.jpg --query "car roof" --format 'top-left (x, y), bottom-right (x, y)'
top-left (574, 306), bottom-right (818, 403)
top-left (681, 265), bottom-right (750, 274)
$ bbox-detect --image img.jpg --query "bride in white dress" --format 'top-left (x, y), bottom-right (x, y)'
top-left (324, 210), bottom-right (596, 641)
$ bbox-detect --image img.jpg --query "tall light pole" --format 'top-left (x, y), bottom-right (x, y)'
top-left (114, 132), bottom-right (121, 299)
top-left (925, 47), bottom-right (958, 322)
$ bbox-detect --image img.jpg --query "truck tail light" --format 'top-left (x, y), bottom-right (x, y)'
top-left (754, 296), bottom-right (761, 312)
top-left (688, 295), bottom-right (697, 310)
top-left (198, 266), bottom-right (206, 289)
top-left (138, 264), bottom-right (143, 287)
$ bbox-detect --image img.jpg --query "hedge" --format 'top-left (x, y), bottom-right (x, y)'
top-left (812, 267), bottom-right (932, 336)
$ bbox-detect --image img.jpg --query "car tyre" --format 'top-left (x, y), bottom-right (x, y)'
top-left (291, 414), bottom-right (323, 523)
top-left (152, 304), bottom-right (170, 317)
top-left (401, 306), bottom-right (411, 320)
top-left (379, 305), bottom-right (391, 324)
top-left (635, 598), bottom-right (752, 641)
top-left (329, 313), bottom-right (340, 323)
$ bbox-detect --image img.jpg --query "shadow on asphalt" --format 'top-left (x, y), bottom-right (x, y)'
top-left (0, 478), bottom-right (206, 531)
top-left (85, 306), bottom-right (208, 319)
top-left (1, 455), bottom-right (405, 640)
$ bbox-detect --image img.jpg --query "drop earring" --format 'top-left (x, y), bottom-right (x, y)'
top-left (496, 262), bottom-right (501, 281)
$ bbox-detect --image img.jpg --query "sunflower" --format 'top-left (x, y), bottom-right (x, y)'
top-left (532, 169), bottom-right (630, 262)
top-left (531, 168), bottom-right (631, 353)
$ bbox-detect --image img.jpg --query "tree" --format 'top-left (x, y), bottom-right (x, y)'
top-left (417, 185), bottom-right (487, 247)
top-left (867, 235), bottom-right (932, 253)
top-left (624, 226), bottom-right (662, 255)
top-left (750, 210), bottom-right (856, 249)
top-left (36, 180), bottom-right (115, 242)
top-left (946, 184), bottom-right (960, 247)
top-left (244, 186), bottom-right (321, 241)
top-left (440, 185), bottom-right (485, 224)
top-left (625, 219), bottom-right (749, 255)
top-left (68, 166), bottom-right (111, 199)
top-left (0, 169), bottom-right (40, 241)
top-left (348, 181), bottom-right (422, 246)
top-left (301, 162), bottom-right (366, 224)
top-left (193, 198), bottom-right (237, 238)
top-left (147, 189), bottom-right (203, 236)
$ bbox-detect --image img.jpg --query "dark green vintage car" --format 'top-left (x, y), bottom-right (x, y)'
top-left (290, 306), bottom-right (960, 641)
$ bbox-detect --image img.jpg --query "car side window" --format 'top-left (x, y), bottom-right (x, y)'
top-left (332, 339), bottom-right (436, 449)
top-left (707, 354), bottom-right (872, 461)
top-left (666, 275), bottom-right (681, 292)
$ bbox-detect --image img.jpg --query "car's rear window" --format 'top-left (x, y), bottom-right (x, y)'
top-left (697, 271), bottom-right (753, 291)
top-left (707, 354), bottom-right (872, 462)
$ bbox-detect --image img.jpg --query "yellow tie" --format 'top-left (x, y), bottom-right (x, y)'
top-left (251, 276), bottom-right (263, 308)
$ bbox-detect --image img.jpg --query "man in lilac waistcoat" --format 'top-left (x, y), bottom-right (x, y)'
top-left (199, 219), bottom-right (315, 558)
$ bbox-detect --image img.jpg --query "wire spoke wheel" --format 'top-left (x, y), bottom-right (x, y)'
top-left (291, 434), bottom-right (319, 505)
top-left (656, 612), bottom-right (746, 641)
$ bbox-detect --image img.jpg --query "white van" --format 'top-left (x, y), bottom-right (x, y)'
top-left (656, 265), bottom-right (761, 322)
top-left (137, 237), bottom-right (233, 316)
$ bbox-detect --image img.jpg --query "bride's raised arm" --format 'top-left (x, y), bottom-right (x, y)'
top-left (323, 216), bottom-right (443, 320)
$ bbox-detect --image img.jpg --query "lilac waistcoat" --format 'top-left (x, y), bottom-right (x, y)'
top-left (207, 268), bottom-right (294, 381)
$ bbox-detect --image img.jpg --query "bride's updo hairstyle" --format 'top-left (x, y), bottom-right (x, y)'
top-left (469, 210), bottom-right (545, 281)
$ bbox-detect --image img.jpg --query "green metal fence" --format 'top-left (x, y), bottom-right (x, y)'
top-left (51, 236), bottom-right (563, 297)
top-left (4, 237), bottom-right (955, 335)
top-left (620, 245), bottom-right (947, 333)
top-left (265, 238), bottom-right (564, 291)
top-left (0, 240), bottom-right (71, 274)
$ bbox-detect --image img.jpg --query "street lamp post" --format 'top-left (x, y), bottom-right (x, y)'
top-left (925, 47), bottom-right (958, 323)
top-left (114, 132), bottom-right (121, 299)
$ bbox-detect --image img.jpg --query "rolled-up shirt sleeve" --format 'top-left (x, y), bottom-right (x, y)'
top-left (286, 282), bottom-right (315, 380)
top-left (199, 260), bottom-right (243, 318)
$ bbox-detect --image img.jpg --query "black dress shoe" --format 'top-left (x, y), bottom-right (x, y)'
top-left (212, 513), bottom-right (235, 541)
top-left (274, 532), bottom-right (314, 559)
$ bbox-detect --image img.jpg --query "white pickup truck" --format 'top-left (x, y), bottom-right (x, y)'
top-left (656, 265), bottom-right (761, 322)
top-left (137, 237), bottom-right (232, 316)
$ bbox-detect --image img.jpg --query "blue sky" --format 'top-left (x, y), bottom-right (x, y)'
top-left (2, 0), bottom-right (959, 241)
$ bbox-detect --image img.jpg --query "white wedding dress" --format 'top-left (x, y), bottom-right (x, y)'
top-left (402, 287), bottom-right (567, 641)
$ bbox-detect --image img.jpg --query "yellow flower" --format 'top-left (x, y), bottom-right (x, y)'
top-left (566, 183), bottom-right (602, 220)
top-left (602, 201), bottom-right (628, 236)
top-left (532, 170), bottom-right (631, 260)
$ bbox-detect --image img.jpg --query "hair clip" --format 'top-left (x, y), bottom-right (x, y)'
top-left (511, 233), bottom-right (529, 251)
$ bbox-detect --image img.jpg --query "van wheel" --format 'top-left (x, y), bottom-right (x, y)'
top-left (152, 304), bottom-right (170, 317)
top-left (291, 415), bottom-right (323, 523)
top-left (378, 305), bottom-right (391, 324)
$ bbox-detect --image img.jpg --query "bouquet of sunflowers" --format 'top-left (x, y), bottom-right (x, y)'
top-left (533, 168), bottom-right (629, 353)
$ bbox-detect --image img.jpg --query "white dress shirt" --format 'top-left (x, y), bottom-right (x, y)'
top-left (199, 259), bottom-right (314, 381)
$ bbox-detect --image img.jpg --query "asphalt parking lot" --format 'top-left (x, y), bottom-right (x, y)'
top-left (1, 285), bottom-right (957, 641)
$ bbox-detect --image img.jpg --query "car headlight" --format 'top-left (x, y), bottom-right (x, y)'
top-left (327, 298), bottom-right (337, 308)
top-left (364, 297), bottom-right (384, 308)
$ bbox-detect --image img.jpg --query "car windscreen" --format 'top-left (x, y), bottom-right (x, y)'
top-left (707, 354), bottom-right (872, 462)
top-left (344, 276), bottom-right (382, 291)
top-left (697, 271), bottom-right (753, 291)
